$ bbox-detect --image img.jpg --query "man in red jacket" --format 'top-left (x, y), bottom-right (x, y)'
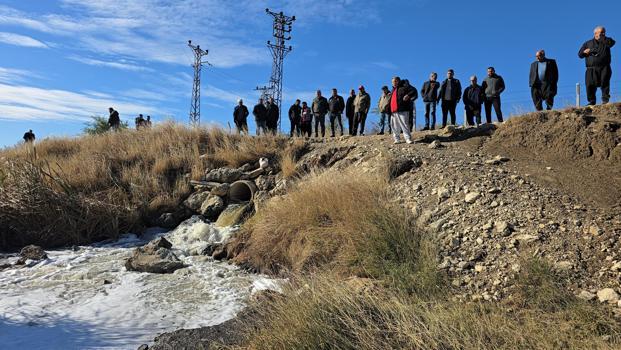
top-left (390, 76), bottom-right (416, 144)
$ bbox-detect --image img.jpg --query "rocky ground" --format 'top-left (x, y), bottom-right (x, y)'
top-left (145, 103), bottom-right (621, 349)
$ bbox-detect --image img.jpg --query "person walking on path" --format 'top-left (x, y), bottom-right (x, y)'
top-left (328, 88), bottom-right (345, 137)
top-left (345, 89), bottom-right (356, 135)
top-left (108, 107), bottom-right (120, 131)
top-left (233, 99), bottom-right (249, 135)
top-left (529, 50), bottom-right (559, 111)
top-left (300, 101), bottom-right (313, 138)
top-left (421, 72), bottom-right (440, 130)
top-left (463, 76), bottom-right (485, 126)
top-left (438, 69), bottom-right (462, 128)
top-left (389, 76), bottom-right (416, 144)
top-left (481, 67), bottom-right (505, 123)
top-left (288, 99), bottom-right (302, 137)
top-left (253, 98), bottom-right (268, 136)
top-left (579, 26), bottom-right (615, 105)
top-left (312, 90), bottom-right (329, 138)
top-left (377, 86), bottom-right (392, 135)
top-left (353, 86), bottom-right (371, 136)
top-left (266, 97), bottom-right (280, 134)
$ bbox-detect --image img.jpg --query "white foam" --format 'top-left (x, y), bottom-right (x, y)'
top-left (0, 217), bottom-right (284, 349)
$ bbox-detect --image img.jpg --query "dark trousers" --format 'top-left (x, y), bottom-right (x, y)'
top-left (531, 85), bottom-right (555, 111)
top-left (424, 101), bottom-right (436, 129)
top-left (346, 114), bottom-right (354, 135)
top-left (314, 113), bottom-right (326, 137)
top-left (407, 110), bottom-right (415, 132)
top-left (586, 65), bottom-right (612, 105)
top-left (235, 120), bottom-right (248, 134)
top-left (352, 111), bottom-right (368, 135)
top-left (441, 100), bottom-right (457, 127)
top-left (379, 112), bottom-right (391, 134)
top-left (301, 122), bottom-right (312, 137)
top-left (465, 106), bottom-right (482, 125)
top-left (329, 113), bottom-right (344, 136)
top-left (290, 118), bottom-right (301, 137)
top-left (484, 96), bottom-right (503, 123)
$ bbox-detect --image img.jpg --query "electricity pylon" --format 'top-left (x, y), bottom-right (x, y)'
top-left (188, 40), bottom-right (209, 126)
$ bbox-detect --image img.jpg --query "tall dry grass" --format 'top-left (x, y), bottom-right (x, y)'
top-left (0, 123), bottom-right (292, 249)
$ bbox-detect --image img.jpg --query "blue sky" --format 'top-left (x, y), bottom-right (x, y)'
top-left (0, 0), bottom-right (619, 147)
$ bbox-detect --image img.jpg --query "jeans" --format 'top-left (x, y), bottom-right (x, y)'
top-left (441, 100), bottom-right (457, 127)
top-left (329, 113), bottom-right (344, 136)
top-left (391, 111), bottom-right (412, 142)
top-left (424, 101), bottom-right (436, 129)
top-left (353, 111), bottom-right (368, 135)
top-left (314, 113), bottom-right (326, 137)
top-left (255, 119), bottom-right (268, 135)
top-left (379, 112), bottom-right (391, 134)
top-left (484, 96), bottom-right (503, 123)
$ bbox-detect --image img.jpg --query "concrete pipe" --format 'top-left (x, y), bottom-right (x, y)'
top-left (228, 180), bottom-right (257, 203)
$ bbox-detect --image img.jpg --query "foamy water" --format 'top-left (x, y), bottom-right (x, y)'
top-left (0, 217), bottom-right (281, 350)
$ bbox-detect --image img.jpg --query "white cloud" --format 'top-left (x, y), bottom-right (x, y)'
top-left (0, 67), bottom-right (31, 83)
top-left (0, 83), bottom-right (159, 122)
top-left (69, 56), bottom-right (152, 72)
top-left (0, 32), bottom-right (48, 48)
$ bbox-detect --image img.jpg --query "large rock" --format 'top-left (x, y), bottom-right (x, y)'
top-left (464, 192), bottom-right (481, 204)
top-left (19, 245), bottom-right (48, 261)
top-left (210, 183), bottom-right (230, 197)
top-left (155, 213), bottom-right (179, 229)
top-left (125, 238), bottom-right (185, 274)
top-left (183, 191), bottom-right (211, 212)
top-left (597, 288), bottom-right (620, 304)
top-left (387, 157), bottom-right (421, 180)
top-left (204, 168), bottom-right (243, 183)
top-left (255, 175), bottom-right (276, 191)
top-left (200, 195), bottom-right (226, 220)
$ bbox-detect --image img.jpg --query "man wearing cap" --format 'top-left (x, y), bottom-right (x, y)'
top-left (353, 85), bottom-right (371, 136)
top-left (328, 88), bottom-right (345, 137)
top-left (389, 76), bottom-right (416, 144)
top-left (579, 26), bottom-right (616, 105)
top-left (377, 86), bottom-right (392, 135)
top-left (233, 98), bottom-right (249, 134)
top-left (312, 90), bottom-right (329, 137)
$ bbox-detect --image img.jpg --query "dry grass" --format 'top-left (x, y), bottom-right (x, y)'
top-left (0, 123), bottom-right (291, 249)
top-left (233, 263), bottom-right (621, 350)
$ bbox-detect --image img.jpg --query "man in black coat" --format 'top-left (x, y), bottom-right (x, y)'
top-left (345, 89), bottom-right (356, 135)
top-left (266, 97), bottom-right (279, 134)
top-left (312, 90), bottom-right (329, 138)
top-left (328, 88), bottom-right (345, 137)
top-left (438, 69), bottom-right (462, 128)
top-left (421, 72), bottom-right (440, 130)
top-left (253, 98), bottom-right (268, 136)
top-left (108, 107), bottom-right (120, 131)
top-left (579, 26), bottom-right (616, 105)
top-left (233, 99), bottom-right (249, 134)
top-left (529, 50), bottom-right (559, 111)
top-left (288, 99), bottom-right (302, 137)
top-left (463, 76), bottom-right (485, 126)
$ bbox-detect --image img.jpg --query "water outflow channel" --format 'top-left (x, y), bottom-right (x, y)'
top-left (0, 217), bottom-right (280, 349)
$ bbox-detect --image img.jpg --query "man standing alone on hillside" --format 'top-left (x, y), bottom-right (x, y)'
top-left (529, 50), bottom-right (559, 111)
top-left (579, 26), bottom-right (616, 105)
top-left (390, 76), bottom-right (416, 144)
top-left (463, 76), bottom-right (485, 126)
top-left (312, 90), bottom-right (329, 138)
top-left (439, 69), bottom-right (462, 128)
top-left (233, 99), bottom-right (249, 135)
top-left (345, 89), bottom-right (356, 135)
top-left (481, 67), bottom-right (505, 123)
top-left (421, 72), bottom-right (440, 130)
top-left (328, 88), bottom-right (345, 137)
top-left (253, 98), bottom-right (268, 136)
top-left (108, 107), bottom-right (120, 131)
top-left (353, 86), bottom-right (371, 136)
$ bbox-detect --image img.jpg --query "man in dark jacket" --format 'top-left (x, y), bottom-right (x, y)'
top-left (345, 89), bottom-right (356, 135)
top-left (481, 67), bottom-right (505, 123)
top-left (288, 99), bottom-right (302, 137)
top-left (463, 76), bottom-right (485, 126)
top-left (438, 69), bottom-right (462, 128)
top-left (253, 98), bottom-right (268, 136)
top-left (108, 107), bottom-right (120, 131)
top-left (353, 86), bottom-right (371, 136)
top-left (312, 90), bottom-right (329, 137)
top-left (266, 97), bottom-right (279, 134)
top-left (328, 88), bottom-right (345, 137)
top-left (421, 72), bottom-right (440, 130)
top-left (579, 26), bottom-right (616, 105)
top-left (233, 99), bottom-right (249, 134)
top-left (23, 129), bottom-right (35, 143)
top-left (389, 76), bottom-right (417, 144)
top-left (529, 50), bottom-right (559, 111)
top-left (403, 79), bottom-right (418, 132)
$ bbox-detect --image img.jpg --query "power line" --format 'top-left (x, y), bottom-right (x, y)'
top-left (188, 40), bottom-right (209, 126)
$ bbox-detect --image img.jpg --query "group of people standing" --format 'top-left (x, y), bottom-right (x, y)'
top-left (233, 97), bottom-right (280, 135)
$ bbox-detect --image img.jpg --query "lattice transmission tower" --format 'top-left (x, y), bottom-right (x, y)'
top-left (188, 40), bottom-right (209, 126)
top-left (263, 8), bottom-right (295, 132)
